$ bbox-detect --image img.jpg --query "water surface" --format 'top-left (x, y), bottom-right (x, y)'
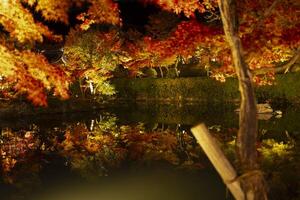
top-left (1, 103), bottom-right (299, 200)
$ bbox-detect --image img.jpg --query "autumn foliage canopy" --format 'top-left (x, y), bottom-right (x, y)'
top-left (0, 0), bottom-right (299, 105)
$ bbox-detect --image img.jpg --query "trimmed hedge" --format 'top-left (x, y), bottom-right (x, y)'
top-left (111, 73), bottom-right (300, 105)
top-left (2, 73), bottom-right (299, 118)
top-left (112, 77), bottom-right (238, 103)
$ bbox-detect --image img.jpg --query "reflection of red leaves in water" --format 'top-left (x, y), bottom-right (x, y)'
top-left (1, 130), bottom-right (39, 172)
top-left (1, 122), bottom-right (204, 183)
top-left (57, 123), bottom-right (203, 170)
top-left (1, 158), bottom-right (17, 173)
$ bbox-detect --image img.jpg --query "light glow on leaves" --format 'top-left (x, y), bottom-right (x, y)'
top-left (77, 0), bottom-right (121, 30)
top-left (143, 0), bottom-right (218, 17)
top-left (35, 0), bottom-right (71, 24)
top-left (0, 44), bottom-right (70, 106)
top-left (0, 1), bottom-right (60, 43)
top-left (0, 0), bottom-right (300, 104)
top-left (123, 20), bottom-right (222, 74)
top-left (64, 28), bottom-right (120, 97)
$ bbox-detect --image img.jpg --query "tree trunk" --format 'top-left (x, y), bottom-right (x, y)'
top-left (175, 56), bottom-right (180, 77)
top-left (174, 65), bottom-right (179, 77)
top-left (159, 66), bottom-right (164, 78)
top-left (218, 0), bottom-right (267, 199)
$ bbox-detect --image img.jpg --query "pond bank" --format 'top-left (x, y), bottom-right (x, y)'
top-left (0, 98), bottom-right (103, 118)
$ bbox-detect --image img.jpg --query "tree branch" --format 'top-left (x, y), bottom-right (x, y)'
top-left (244, 0), bottom-right (283, 33)
top-left (252, 48), bottom-right (300, 75)
top-left (255, 0), bottom-right (282, 29)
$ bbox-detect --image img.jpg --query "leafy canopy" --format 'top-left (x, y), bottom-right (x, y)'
top-left (0, 0), bottom-right (299, 105)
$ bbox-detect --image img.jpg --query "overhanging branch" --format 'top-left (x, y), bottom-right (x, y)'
top-left (252, 48), bottom-right (300, 75)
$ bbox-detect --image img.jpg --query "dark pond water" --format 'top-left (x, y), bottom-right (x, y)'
top-left (0, 103), bottom-right (299, 200)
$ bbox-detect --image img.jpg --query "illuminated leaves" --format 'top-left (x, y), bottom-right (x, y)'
top-left (252, 72), bottom-right (275, 86)
top-left (34, 0), bottom-right (71, 24)
top-left (64, 28), bottom-right (120, 96)
top-left (0, 45), bottom-right (15, 77)
top-left (65, 28), bottom-right (120, 70)
top-left (77, 0), bottom-right (121, 30)
top-left (143, 0), bottom-right (218, 17)
top-left (123, 20), bottom-right (222, 73)
top-left (0, 0), bottom-right (123, 105)
top-left (0, 45), bottom-right (70, 106)
top-left (238, 0), bottom-right (300, 70)
top-left (0, 1), bottom-right (69, 105)
top-left (0, 1), bottom-right (60, 43)
top-left (0, 0), bottom-right (299, 103)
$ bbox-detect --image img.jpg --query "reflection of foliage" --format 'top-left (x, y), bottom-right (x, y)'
top-left (1, 122), bottom-right (299, 199)
top-left (0, 128), bottom-right (39, 173)
top-left (0, 115), bottom-right (205, 183)
top-left (258, 139), bottom-right (294, 160)
top-left (56, 120), bottom-right (204, 179)
top-left (93, 115), bottom-right (118, 134)
top-left (0, 127), bottom-right (41, 188)
top-left (220, 130), bottom-right (299, 200)
top-left (258, 138), bottom-right (299, 200)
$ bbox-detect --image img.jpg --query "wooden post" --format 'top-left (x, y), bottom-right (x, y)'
top-left (191, 124), bottom-right (245, 200)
